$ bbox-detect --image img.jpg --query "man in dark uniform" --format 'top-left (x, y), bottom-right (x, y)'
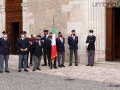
top-left (68, 30), bottom-right (78, 66)
top-left (86, 30), bottom-right (96, 66)
top-left (46, 32), bottom-right (57, 69)
top-left (32, 35), bottom-right (43, 71)
top-left (0, 31), bottom-right (10, 73)
top-left (42, 30), bottom-right (49, 66)
top-left (21, 31), bottom-right (30, 68)
top-left (16, 31), bottom-right (30, 72)
top-left (56, 32), bottom-right (65, 67)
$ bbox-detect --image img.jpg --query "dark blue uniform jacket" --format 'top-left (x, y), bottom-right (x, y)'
top-left (0, 38), bottom-right (10, 55)
top-left (16, 38), bottom-right (30, 55)
top-left (56, 37), bottom-right (65, 52)
top-left (68, 35), bottom-right (78, 49)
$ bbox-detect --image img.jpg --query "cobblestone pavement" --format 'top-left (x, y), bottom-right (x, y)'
top-left (0, 56), bottom-right (120, 90)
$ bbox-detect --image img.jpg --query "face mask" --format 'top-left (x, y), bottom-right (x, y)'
top-left (21, 35), bottom-right (25, 38)
top-left (3, 35), bottom-right (7, 38)
top-left (73, 34), bottom-right (75, 36)
top-left (37, 39), bottom-right (40, 41)
top-left (89, 33), bottom-right (93, 36)
top-left (33, 35), bottom-right (36, 37)
top-left (44, 34), bottom-right (46, 36)
top-left (60, 35), bottom-right (62, 37)
top-left (50, 36), bottom-right (52, 38)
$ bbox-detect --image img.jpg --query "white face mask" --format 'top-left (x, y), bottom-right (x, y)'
top-left (33, 35), bottom-right (36, 37)
top-left (21, 35), bottom-right (25, 38)
top-left (3, 35), bottom-right (7, 38)
top-left (89, 33), bottom-right (93, 36)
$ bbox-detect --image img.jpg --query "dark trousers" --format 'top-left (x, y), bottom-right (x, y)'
top-left (0, 55), bottom-right (9, 71)
top-left (33, 56), bottom-right (41, 69)
top-left (47, 53), bottom-right (56, 68)
top-left (18, 54), bottom-right (27, 70)
top-left (69, 49), bottom-right (78, 65)
top-left (88, 50), bottom-right (95, 65)
top-left (58, 51), bottom-right (65, 66)
top-left (47, 53), bottom-right (51, 66)
top-left (30, 50), bottom-right (33, 65)
top-left (22, 51), bottom-right (29, 67)
top-left (43, 49), bottom-right (49, 65)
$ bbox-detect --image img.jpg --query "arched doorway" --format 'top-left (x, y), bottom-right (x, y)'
top-left (5, 0), bottom-right (22, 54)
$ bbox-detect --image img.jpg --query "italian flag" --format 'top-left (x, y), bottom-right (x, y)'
top-left (51, 24), bottom-right (57, 61)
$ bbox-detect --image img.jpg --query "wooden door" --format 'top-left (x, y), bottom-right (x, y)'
top-left (106, 8), bottom-right (113, 61)
top-left (5, 0), bottom-right (22, 54)
top-left (112, 8), bottom-right (116, 60)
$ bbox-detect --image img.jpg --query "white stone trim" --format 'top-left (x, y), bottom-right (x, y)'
top-left (0, 0), bottom-right (5, 37)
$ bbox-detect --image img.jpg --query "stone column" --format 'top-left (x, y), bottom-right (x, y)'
top-left (88, 0), bottom-right (106, 62)
top-left (21, 2), bottom-right (31, 37)
top-left (0, 3), bottom-right (5, 37)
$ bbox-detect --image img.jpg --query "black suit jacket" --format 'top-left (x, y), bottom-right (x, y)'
top-left (32, 40), bottom-right (43, 56)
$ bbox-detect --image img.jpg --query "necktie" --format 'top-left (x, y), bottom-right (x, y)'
top-left (38, 40), bottom-right (41, 46)
top-left (60, 38), bottom-right (63, 43)
top-left (73, 36), bottom-right (75, 41)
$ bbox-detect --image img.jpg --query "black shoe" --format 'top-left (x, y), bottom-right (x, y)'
top-left (0, 71), bottom-right (3, 73)
top-left (27, 66), bottom-right (30, 68)
top-left (86, 64), bottom-right (90, 66)
top-left (18, 70), bottom-right (21, 72)
top-left (58, 65), bottom-right (62, 67)
top-left (24, 69), bottom-right (29, 72)
top-left (42, 64), bottom-right (47, 66)
top-left (54, 67), bottom-right (57, 69)
top-left (22, 66), bottom-right (24, 68)
top-left (69, 64), bottom-right (72, 66)
top-left (5, 71), bottom-right (10, 73)
top-left (37, 68), bottom-right (41, 70)
top-left (91, 65), bottom-right (93, 66)
top-left (75, 64), bottom-right (78, 66)
top-left (32, 69), bottom-right (35, 71)
top-left (61, 65), bottom-right (65, 67)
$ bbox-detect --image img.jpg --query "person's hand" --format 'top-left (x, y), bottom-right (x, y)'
top-left (42, 40), bottom-right (44, 43)
top-left (21, 49), bottom-right (24, 51)
top-left (29, 41), bottom-right (32, 45)
top-left (24, 48), bottom-right (28, 51)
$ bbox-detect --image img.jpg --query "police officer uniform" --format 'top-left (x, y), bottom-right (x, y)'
top-left (68, 30), bottom-right (78, 66)
top-left (86, 30), bottom-right (96, 66)
top-left (56, 32), bottom-right (65, 67)
top-left (25, 31), bottom-right (30, 68)
top-left (0, 31), bottom-right (10, 73)
top-left (42, 30), bottom-right (49, 66)
top-left (16, 31), bottom-right (30, 72)
top-left (32, 35), bottom-right (43, 71)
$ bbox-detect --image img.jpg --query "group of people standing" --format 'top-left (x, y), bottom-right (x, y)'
top-left (0, 29), bottom-right (96, 73)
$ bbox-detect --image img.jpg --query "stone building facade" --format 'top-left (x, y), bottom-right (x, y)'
top-left (1, 0), bottom-right (118, 64)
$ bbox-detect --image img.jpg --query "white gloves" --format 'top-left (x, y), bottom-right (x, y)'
top-left (85, 43), bottom-right (89, 46)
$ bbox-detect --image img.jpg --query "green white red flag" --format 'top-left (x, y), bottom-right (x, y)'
top-left (51, 24), bottom-right (57, 61)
